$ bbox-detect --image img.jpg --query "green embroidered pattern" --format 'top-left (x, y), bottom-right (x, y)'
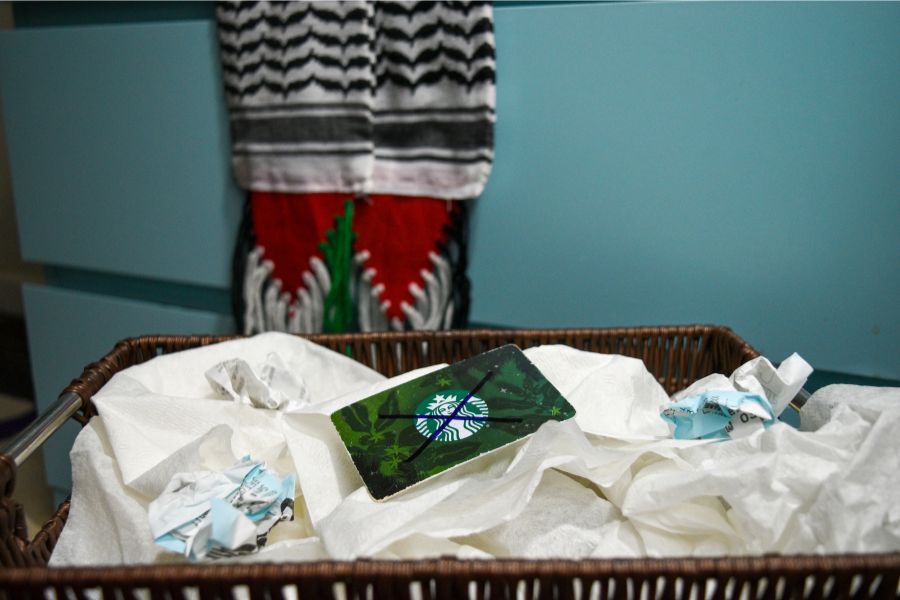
top-left (319, 199), bottom-right (356, 333)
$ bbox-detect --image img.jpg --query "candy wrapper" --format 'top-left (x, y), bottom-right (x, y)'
top-left (660, 391), bottom-right (776, 439)
top-left (148, 457), bottom-right (295, 560)
top-left (661, 353), bottom-right (812, 440)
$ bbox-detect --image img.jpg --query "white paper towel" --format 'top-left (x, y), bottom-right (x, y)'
top-left (460, 469), bottom-right (641, 559)
top-left (49, 333), bottom-right (900, 565)
top-left (50, 418), bottom-right (172, 566)
top-left (523, 346), bottom-right (672, 439)
top-left (92, 333), bottom-right (383, 492)
top-left (800, 384), bottom-right (900, 431)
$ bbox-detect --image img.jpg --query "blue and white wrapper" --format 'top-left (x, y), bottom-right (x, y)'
top-left (660, 391), bottom-right (776, 440)
top-left (148, 457), bottom-right (295, 560)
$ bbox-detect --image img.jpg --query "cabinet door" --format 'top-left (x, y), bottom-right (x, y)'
top-left (24, 284), bottom-right (233, 503)
top-left (0, 22), bottom-right (241, 288)
top-left (472, 2), bottom-right (900, 378)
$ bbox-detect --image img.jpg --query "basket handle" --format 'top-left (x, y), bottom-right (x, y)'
top-left (0, 392), bottom-right (83, 566)
top-left (0, 392), bottom-right (84, 469)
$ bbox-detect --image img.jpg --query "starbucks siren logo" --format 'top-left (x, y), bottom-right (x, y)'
top-left (415, 390), bottom-right (488, 442)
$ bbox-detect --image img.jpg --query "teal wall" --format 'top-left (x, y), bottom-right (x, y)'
top-left (0, 21), bottom-right (241, 289)
top-left (3, 1), bottom-right (898, 382)
top-left (470, 2), bottom-right (900, 379)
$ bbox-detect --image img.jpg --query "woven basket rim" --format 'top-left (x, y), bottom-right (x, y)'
top-left (3, 554), bottom-right (900, 580)
top-left (6, 325), bottom-right (896, 587)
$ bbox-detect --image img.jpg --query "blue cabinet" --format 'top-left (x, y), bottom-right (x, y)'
top-left (0, 22), bottom-right (241, 287)
top-left (472, 2), bottom-right (900, 379)
top-left (0, 21), bottom-right (241, 496)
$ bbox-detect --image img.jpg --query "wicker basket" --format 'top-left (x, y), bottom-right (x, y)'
top-left (1, 326), bottom-right (897, 598)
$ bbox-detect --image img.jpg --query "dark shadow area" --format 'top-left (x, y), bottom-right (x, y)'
top-left (0, 313), bottom-right (33, 400)
top-left (12, 1), bottom-right (216, 28)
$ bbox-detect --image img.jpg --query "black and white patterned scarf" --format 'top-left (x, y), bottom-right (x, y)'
top-left (217, 1), bottom-right (495, 200)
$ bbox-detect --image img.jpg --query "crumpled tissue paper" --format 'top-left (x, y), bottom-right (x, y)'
top-left (206, 353), bottom-right (311, 411)
top-left (799, 384), bottom-right (900, 432)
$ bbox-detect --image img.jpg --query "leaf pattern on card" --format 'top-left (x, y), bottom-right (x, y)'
top-left (331, 345), bottom-right (576, 500)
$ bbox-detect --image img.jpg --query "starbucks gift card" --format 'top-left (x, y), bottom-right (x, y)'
top-left (330, 345), bottom-right (576, 500)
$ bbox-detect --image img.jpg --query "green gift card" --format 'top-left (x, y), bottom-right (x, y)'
top-left (330, 345), bottom-right (576, 500)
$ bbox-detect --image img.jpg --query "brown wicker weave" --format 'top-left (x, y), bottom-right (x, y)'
top-left (1, 326), bottom-right (897, 598)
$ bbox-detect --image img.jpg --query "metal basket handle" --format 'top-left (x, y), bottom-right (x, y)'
top-left (0, 392), bottom-right (84, 468)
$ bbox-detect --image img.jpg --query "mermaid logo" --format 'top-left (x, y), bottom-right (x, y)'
top-left (414, 390), bottom-right (489, 442)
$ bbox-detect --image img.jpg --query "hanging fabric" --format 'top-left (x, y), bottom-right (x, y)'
top-left (239, 192), bottom-right (470, 335)
top-left (369, 1), bottom-right (496, 199)
top-left (217, 1), bottom-right (494, 333)
top-left (218, 2), bottom-right (375, 194)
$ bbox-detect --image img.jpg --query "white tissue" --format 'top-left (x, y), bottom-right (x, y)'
top-left (51, 421), bottom-right (321, 565)
top-left (52, 333), bottom-right (383, 565)
top-left (97, 332), bottom-right (384, 402)
top-left (523, 346), bottom-right (671, 439)
top-left (130, 424), bottom-right (236, 499)
top-left (800, 384), bottom-right (900, 431)
top-left (49, 419), bottom-right (171, 566)
top-left (91, 333), bottom-right (383, 491)
top-left (461, 469), bottom-right (637, 558)
top-left (50, 335), bottom-right (900, 566)
top-left (622, 395), bottom-right (900, 555)
top-left (315, 419), bottom-right (716, 559)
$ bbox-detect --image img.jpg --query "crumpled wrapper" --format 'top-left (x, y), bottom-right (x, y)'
top-left (661, 353), bottom-right (813, 440)
top-left (50, 333), bottom-right (900, 565)
top-left (661, 391), bottom-right (776, 439)
top-left (205, 353), bottom-right (311, 411)
top-left (148, 452), bottom-right (295, 560)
